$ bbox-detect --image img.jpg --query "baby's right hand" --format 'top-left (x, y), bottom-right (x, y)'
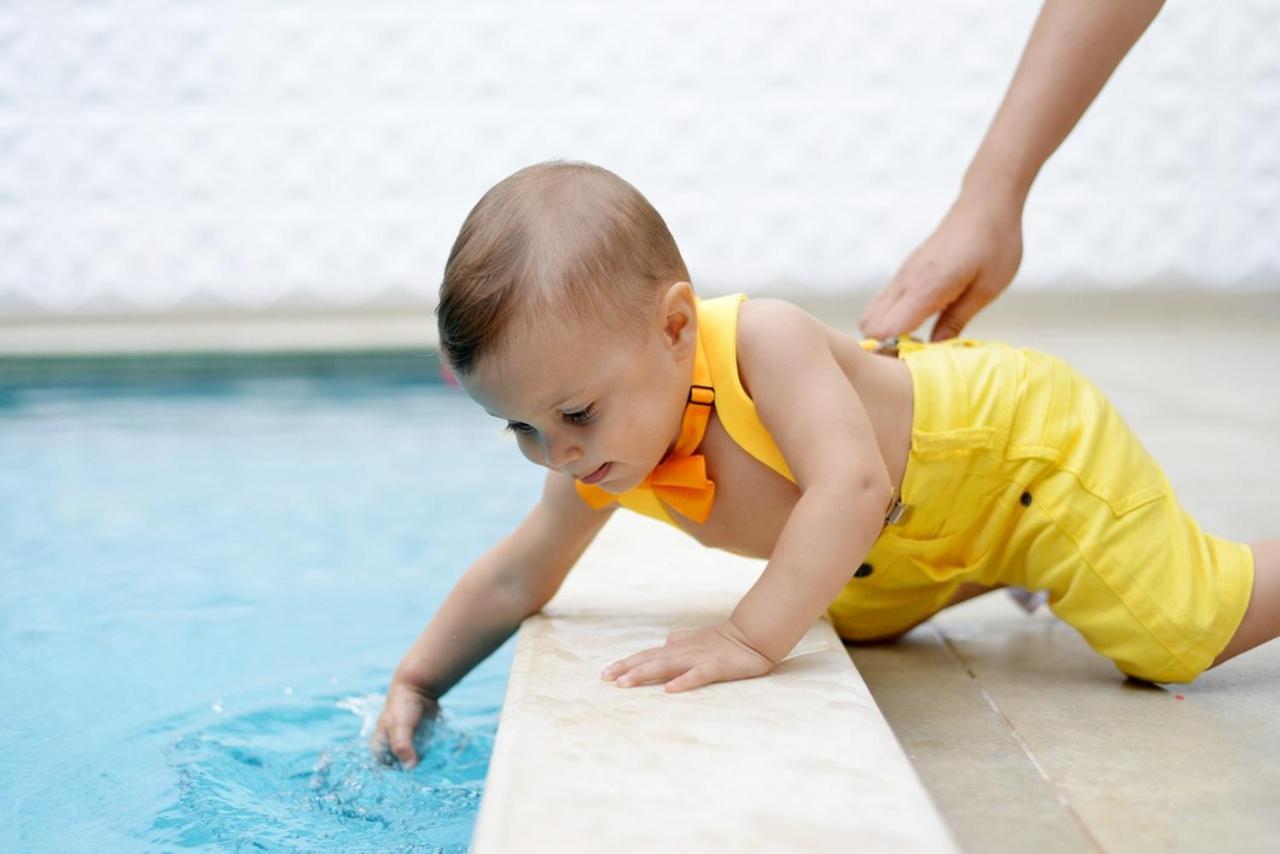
top-left (370, 679), bottom-right (440, 770)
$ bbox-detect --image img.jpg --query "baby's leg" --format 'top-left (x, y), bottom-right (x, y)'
top-left (844, 582), bottom-right (1005, 644)
top-left (1211, 539), bottom-right (1280, 667)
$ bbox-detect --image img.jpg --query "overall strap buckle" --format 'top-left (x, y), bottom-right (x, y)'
top-left (687, 384), bottom-right (715, 406)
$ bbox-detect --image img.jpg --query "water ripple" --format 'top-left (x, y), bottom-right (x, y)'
top-left (145, 693), bottom-right (493, 852)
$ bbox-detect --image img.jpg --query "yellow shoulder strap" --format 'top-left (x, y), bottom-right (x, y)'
top-left (697, 294), bottom-right (795, 484)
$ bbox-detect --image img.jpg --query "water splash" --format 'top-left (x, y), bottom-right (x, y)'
top-left (146, 692), bottom-right (494, 852)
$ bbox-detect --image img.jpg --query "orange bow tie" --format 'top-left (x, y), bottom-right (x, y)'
top-left (575, 329), bottom-right (717, 523)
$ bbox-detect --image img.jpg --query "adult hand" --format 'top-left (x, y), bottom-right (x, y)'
top-left (861, 190), bottom-right (1024, 342)
top-left (601, 619), bottom-right (774, 693)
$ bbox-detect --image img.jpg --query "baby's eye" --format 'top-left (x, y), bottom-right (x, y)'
top-left (504, 421), bottom-right (535, 435)
top-left (562, 404), bottom-right (597, 426)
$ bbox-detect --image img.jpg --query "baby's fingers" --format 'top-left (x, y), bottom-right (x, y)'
top-left (369, 724), bottom-right (392, 764)
top-left (389, 721), bottom-right (419, 770)
top-left (601, 647), bottom-right (661, 681)
top-left (664, 663), bottom-right (717, 693)
top-left (614, 654), bottom-right (694, 688)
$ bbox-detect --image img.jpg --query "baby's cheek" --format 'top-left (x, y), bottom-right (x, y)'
top-left (645, 415), bottom-right (675, 460)
top-left (515, 436), bottom-right (544, 467)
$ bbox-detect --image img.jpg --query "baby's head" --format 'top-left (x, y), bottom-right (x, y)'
top-left (437, 161), bottom-right (698, 492)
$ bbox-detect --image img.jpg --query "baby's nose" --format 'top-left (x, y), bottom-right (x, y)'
top-left (544, 437), bottom-right (582, 470)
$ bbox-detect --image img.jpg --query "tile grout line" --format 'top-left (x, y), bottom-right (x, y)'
top-left (933, 625), bottom-right (1108, 854)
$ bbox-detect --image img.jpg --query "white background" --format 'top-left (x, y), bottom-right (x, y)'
top-left (1, 0), bottom-right (1277, 317)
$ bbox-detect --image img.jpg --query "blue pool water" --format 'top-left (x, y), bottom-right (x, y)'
top-left (0, 371), bottom-right (542, 851)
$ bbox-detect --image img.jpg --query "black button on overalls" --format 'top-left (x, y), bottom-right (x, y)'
top-left (853, 563), bottom-right (874, 578)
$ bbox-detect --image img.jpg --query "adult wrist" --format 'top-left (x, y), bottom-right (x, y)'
top-left (960, 154), bottom-right (1034, 212)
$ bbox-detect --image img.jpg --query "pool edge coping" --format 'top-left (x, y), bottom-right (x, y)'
top-left (470, 513), bottom-right (959, 853)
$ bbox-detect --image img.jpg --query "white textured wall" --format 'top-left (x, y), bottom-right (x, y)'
top-left (1, 0), bottom-right (1277, 317)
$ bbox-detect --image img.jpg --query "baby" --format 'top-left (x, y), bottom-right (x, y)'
top-left (371, 160), bottom-right (1277, 769)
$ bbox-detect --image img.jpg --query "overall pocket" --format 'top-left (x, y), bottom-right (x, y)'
top-left (883, 341), bottom-right (1023, 572)
top-left (878, 433), bottom-right (1013, 575)
top-left (1007, 350), bottom-right (1167, 518)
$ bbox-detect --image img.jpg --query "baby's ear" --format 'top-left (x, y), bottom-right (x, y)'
top-left (658, 281), bottom-right (696, 348)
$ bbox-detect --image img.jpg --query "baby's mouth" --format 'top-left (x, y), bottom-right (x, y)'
top-left (578, 462), bottom-right (611, 484)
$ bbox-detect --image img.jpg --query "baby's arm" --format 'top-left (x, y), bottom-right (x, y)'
top-left (603, 300), bottom-right (891, 691)
top-left (372, 470), bottom-right (614, 767)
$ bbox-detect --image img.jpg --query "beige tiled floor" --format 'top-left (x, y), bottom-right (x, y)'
top-left (838, 294), bottom-right (1280, 854)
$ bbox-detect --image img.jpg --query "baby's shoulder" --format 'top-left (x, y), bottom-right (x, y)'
top-left (736, 298), bottom-right (826, 353)
top-left (735, 298), bottom-right (839, 396)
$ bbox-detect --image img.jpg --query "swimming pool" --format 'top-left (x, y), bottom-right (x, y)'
top-left (0, 363), bottom-right (540, 851)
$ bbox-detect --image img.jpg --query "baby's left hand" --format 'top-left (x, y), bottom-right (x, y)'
top-left (601, 619), bottom-right (774, 693)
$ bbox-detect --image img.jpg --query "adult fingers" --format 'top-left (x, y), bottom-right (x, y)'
top-left (874, 273), bottom-right (950, 340)
top-left (928, 279), bottom-right (990, 342)
top-left (858, 278), bottom-right (905, 339)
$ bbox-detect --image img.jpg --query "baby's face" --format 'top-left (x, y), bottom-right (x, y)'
top-left (459, 293), bottom-right (695, 493)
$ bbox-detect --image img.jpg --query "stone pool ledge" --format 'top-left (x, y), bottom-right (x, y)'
top-left (472, 513), bottom-right (957, 853)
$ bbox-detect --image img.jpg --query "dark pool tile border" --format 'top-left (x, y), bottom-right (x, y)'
top-left (0, 349), bottom-right (445, 390)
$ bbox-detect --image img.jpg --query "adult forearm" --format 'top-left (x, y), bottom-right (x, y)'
top-left (392, 568), bottom-right (532, 699)
top-left (729, 481), bottom-right (887, 664)
top-left (965, 0), bottom-right (1164, 201)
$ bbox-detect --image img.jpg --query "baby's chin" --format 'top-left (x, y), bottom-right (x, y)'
top-left (596, 464), bottom-right (643, 494)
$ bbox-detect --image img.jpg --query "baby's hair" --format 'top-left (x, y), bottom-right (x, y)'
top-left (436, 160), bottom-right (690, 374)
